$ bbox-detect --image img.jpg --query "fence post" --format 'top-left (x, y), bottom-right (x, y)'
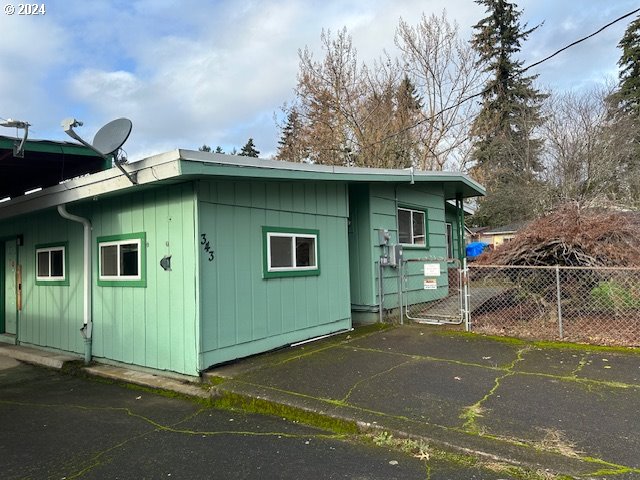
top-left (555, 265), bottom-right (563, 339)
top-left (463, 258), bottom-right (471, 331)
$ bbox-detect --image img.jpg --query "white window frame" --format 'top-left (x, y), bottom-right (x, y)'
top-left (398, 207), bottom-right (426, 246)
top-left (35, 245), bottom-right (66, 282)
top-left (98, 238), bottom-right (142, 281)
top-left (266, 232), bottom-right (318, 273)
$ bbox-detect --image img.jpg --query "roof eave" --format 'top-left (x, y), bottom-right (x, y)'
top-left (178, 150), bottom-right (486, 198)
top-left (0, 149), bottom-right (485, 221)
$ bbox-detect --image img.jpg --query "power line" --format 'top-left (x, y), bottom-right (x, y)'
top-left (523, 7), bottom-right (640, 73)
top-left (369, 7), bottom-right (640, 147)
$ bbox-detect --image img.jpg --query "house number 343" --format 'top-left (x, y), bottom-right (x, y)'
top-left (200, 234), bottom-right (215, 262)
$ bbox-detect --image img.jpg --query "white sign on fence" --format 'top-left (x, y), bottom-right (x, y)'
top-left (423, 263), bottom-right (441, 277)
top-left (423, 278), bottom-right (438, 290)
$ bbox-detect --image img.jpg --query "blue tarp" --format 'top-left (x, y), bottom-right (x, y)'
top-left (466, 241), bottom-right (489, 258)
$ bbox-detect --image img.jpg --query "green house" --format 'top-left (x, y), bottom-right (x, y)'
top-left (0, 148), bottom-right (484, 376)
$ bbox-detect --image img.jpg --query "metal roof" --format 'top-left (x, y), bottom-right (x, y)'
top-left (0, 149), bottom-right (485, 221)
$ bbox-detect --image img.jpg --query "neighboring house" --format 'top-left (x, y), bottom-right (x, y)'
top-left (477, 222), bottom-right (527, 248)
top-left (0, 148), bottom-right (484, 376)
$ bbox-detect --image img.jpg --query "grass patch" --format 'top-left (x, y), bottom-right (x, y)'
top-left (432, 328), bottom-right (640, 356)
top-left (206, 375), bottom-right (227, 386)
top-left (365, 431), bottom-right (568, 480)
top-left (213, 391), bottom-right (359, 435)
top-left (432, 329), bottom-right (527, 346)
top-left (533, 428), bottom-right (582, 458)
top-left (532, 340), bottom-right (640, 356)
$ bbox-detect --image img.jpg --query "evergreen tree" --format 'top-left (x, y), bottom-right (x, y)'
top-left (470, 0), bottom-right (547, 226)
top-left (277, 108), bottom-right (306, 162)
top-left (393, 75), bottom-right (423, 168)
top-left (199, 144), bottom-right (212, 152)
top-left (215, 146), bottom-right (224, 154)
top-left (239, 138), bottom-right (259, 157)
top-left (614, 15), bottom-right (640, 116)
top-left (608, 15), bottom-right (640, 206)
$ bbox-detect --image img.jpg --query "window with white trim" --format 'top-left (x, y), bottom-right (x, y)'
top-left (263, 227), bottom-right (320, 278)
top-left (398, 207), bottom-right (426, 246)
top-left (97, 233), bottom-right (146, 286)
top-left (35, 244), bottom-right (67, 284)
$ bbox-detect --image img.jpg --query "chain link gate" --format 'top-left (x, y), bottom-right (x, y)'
top-left (401, 257), bottom-right (467, 325)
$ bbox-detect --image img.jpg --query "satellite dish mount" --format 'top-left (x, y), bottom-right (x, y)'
top-left (0, 118), bottom-right (30, 158)
top-left (62, 117), bottom-right (137, 185)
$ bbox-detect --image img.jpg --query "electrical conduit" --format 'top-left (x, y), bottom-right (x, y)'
top-left (57, 205), bottom-right (92, 364)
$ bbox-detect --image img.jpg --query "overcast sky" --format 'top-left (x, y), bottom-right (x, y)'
top-left (1, 0), bottom-right (638, 160)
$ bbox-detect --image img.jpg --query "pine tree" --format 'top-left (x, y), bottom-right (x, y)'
top-left (215, 146), bottom-right (224, 154)
top-left (615, 15), bottom-right (640, 116)
top-left (199, 144), bottom-right (212, 152)
top-left (277, 108), bottom-right (306, 162)
top-left (470, 0), bottom-right (547, 226)
top-left (393, 75), bottom-right (423, 168)
top-left (239, 138), bottom-right (260, 158)
top-left (608, 15), bottom-right (640, 206)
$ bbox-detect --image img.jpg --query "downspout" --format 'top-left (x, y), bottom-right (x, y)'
top-left (57, 205), bottom-right (92, 364)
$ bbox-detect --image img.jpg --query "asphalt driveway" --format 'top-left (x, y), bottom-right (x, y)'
top-left (0, 357), bottom-right (521, 480)
top-left (209, 324), bottom-right (640, 478)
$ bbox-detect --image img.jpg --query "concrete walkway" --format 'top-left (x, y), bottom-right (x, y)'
top-left (2, 325), bottom-right (640, 478)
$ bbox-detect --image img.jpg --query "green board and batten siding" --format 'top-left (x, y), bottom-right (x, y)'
top-left (0, 183), bottom-right (200, 375)
top-left (196, 179), bottom-right (351, 369)
top-left (348, 183), bottom-right (450, 317)
top-left (0, 213), bottom-right (85, 352)
top-left (90, 183), bottom-right (198, 375)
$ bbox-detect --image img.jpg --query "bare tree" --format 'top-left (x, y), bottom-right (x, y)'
top-left (395, 11), bottom-right (484, 170)
top-left (542, 85), bottom-right (638, 208)
top-left (294, 28), bottom-right (364, 165)
top-left (277, 14), bottom-right (483, 171)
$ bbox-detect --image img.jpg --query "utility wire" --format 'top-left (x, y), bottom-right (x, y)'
top-left (369, 7), bottom-right (640, 147)
top-left (523, 7), bottom-right (640, 73)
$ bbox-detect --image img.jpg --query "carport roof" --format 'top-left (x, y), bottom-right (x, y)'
top-left (0, 148), bottom-right (485, 221)
top-left (0, 135), bottom-right (110, 201)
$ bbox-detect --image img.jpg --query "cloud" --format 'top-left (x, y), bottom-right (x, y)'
top-left (1, 0), bottom-right (637, 160)
top-left (0, 14), bottom-right (69, 128)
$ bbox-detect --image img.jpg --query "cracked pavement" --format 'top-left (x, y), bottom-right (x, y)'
top-left (210, 325), bottom-right (640, 478)
top-left (1, 358), bottom-right (518, 479)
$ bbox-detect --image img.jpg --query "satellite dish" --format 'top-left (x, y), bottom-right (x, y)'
top-left (93, 118), bottom-right (132, 156)
top-left (62, 117), bottom-right (137, 185)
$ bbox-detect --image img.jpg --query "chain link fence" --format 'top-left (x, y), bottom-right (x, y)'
top-left (468, 265), bottom-right (640, 347)
top-left (403, 258), bottom-right (464, 325)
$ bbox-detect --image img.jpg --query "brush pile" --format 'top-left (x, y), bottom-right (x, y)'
top-left (476, 203), bottom-right (640, 267)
